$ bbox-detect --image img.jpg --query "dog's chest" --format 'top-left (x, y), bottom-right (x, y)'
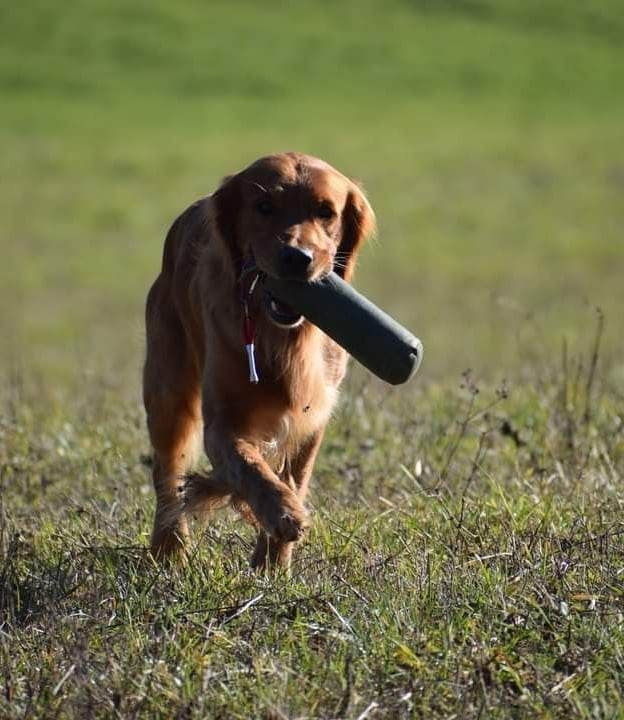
top-left (259, 383), bottom-right (338, 470)
top-left (254, 358), bottom-right (337, 456)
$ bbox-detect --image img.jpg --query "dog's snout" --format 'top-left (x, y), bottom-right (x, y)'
top-left (278, 245), bottom-right (314, 279)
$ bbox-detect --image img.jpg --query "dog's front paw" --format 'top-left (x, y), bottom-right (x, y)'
top-left (276, 511), bottom-right (307, 542)
top-left (262, 492), bottom-right (309, 542)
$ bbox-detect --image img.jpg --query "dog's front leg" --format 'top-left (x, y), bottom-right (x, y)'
top-left (251, 428), bottom-right (325, 572)
top-left (204, 425), bottom-right (309, 544)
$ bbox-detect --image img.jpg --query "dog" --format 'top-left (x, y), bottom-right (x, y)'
top-left (143, 152), bottom-right (375, 570)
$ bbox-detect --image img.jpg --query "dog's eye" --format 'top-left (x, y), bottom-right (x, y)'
top-left (317, 203), bottom-right (336, 220)
top-left (256, 199), bottom-right (274, 216)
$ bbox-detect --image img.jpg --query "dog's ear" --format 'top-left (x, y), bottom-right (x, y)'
top-left (337, 182), bottom-right (376, 282)
top-left (212, 173), bottom-right (243, 276)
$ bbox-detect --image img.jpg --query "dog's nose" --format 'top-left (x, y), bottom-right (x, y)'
top-left (278, 245), bottom-right (314, 279)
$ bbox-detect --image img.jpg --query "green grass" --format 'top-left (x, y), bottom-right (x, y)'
top-left (2, 1), bottom-right (624, 717)
top-left (2, 357), bottom-right (624, 718)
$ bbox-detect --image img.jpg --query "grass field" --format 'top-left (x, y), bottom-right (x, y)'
top-left (1, 1), bottom-right (623, 717)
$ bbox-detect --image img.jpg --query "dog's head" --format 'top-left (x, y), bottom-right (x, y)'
top-left (213, 152), bottom-right (375, 327)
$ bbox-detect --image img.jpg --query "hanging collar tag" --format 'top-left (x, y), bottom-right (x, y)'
top-left (239, 259), bottom-right (261, 384)
top-left (243, 293), bottom-right (259, 384)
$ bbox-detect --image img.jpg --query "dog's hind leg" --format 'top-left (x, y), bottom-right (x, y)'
top-left (143, 276), bottom-right (202, 562)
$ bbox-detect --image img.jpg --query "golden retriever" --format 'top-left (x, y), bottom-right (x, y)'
top-left (143, 152), bottom-right (375, 570)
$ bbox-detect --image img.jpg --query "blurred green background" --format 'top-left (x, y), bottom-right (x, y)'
top-left (2, 0), bottom-right (623, 392)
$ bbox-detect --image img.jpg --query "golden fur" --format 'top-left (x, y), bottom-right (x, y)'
top-left (143, 152), bottom-right (375, 570)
